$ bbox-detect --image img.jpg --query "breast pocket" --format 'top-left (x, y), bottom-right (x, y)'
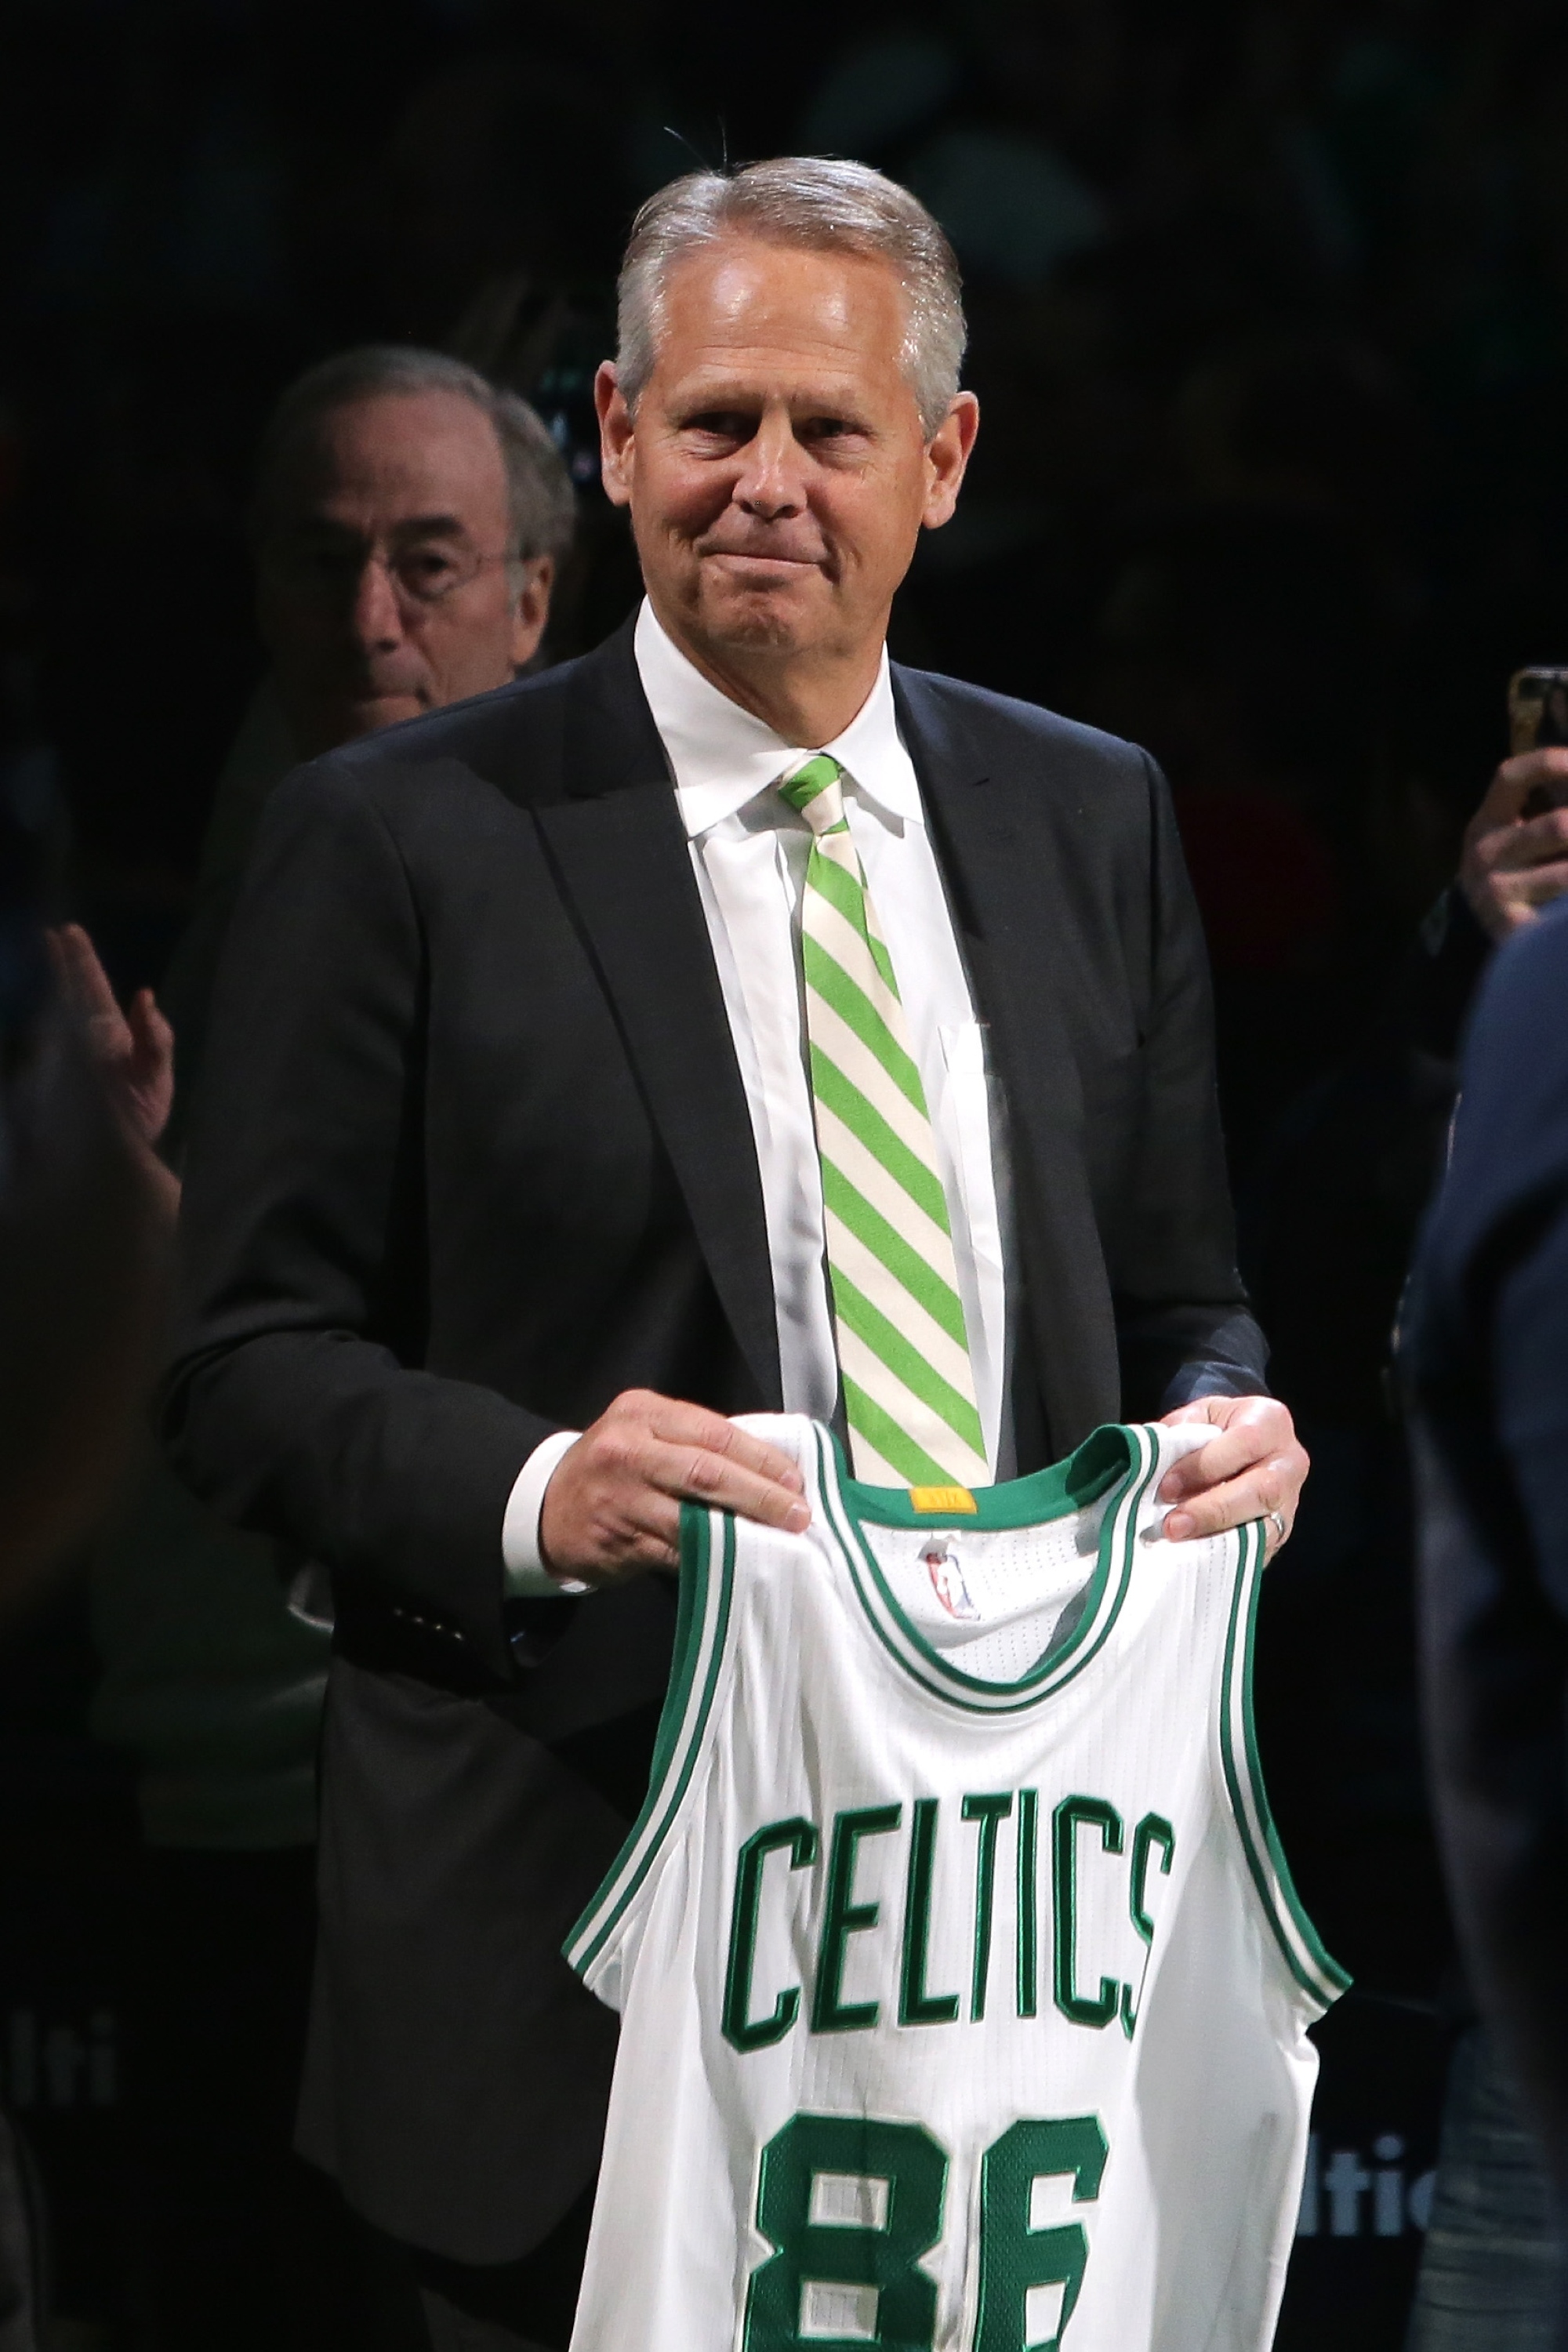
top-left (936, 1022), bottom-right (1006, 1281)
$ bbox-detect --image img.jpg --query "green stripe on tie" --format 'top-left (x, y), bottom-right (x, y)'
top-left (801, 935), bottom-right (925, 1112)
top-left (830, 1268), bottom-right (985, 1455)
top-left (820, 1160), bottom-right (970, 1351)
top-left (840, 1377), bottom-right (954, 1487)
top-left (808, 1046), bottom-right (949, 1229)
top-left (803, 851), bottom-right (899, 993)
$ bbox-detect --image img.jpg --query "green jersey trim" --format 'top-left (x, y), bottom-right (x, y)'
top-left (1218, 1519), bottom-right (1351, 2012)
top-left (847, 1421), bottom-right (1147, 1531)
top-left (814, 1423), bottom-right (1162, 1714)
top-left (562, 1506), bottom-right (735, 1982)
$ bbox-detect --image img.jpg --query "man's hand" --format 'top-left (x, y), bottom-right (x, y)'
top-left (539, 1390), bottom-right (811, 1587)
top-left (1459, 750), bottom-right (1568, 941)
top-left (47, 924), bottom-right (176, 1150)
top-left (45, 925), bottom-right (180, 1225)
top-left (1156, 1394), bottom-right (1308, 1560)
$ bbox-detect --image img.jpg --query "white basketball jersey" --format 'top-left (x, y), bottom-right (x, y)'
top-left (564, 1415), bottom-right (1346, 2352)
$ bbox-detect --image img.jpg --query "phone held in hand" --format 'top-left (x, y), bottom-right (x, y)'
top-left (1508, 666), bottom-right (1568, 812)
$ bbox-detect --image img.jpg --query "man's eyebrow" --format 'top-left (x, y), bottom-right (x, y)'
top-left (674, 394), bottom-right (871, 425)
top-left (387, 513), bottom-right (474, 540)
top-left (290, 511), bottom-right (474, 539)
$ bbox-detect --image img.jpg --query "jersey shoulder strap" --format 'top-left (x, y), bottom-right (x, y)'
top-left (562, 1503), bottom-right (736, 1997)
top-left (1218, 1519), bottom-right (1351, 2014)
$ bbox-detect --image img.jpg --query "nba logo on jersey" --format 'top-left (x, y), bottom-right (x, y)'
top-left (922, 1539), bottom-right (980, 1622)
top-left (564, 1415), bottom-right (1345, 2352)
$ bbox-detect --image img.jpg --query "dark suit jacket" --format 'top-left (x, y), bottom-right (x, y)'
top-left (1406, 898), bottom-right (1568, 2211)
top-left (163, 616), bottom-right (1266, 2263)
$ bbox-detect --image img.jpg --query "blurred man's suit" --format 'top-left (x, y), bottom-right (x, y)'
top-left (1408, 896), bottom-right (1568, 2340)
top-left (163, 612), bottom-right (1267, 2324)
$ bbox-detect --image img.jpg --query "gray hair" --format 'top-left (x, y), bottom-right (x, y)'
top-left (251, 345), bottom-right (576, 573)
top-left (616, 158), bottom-right (967, 439)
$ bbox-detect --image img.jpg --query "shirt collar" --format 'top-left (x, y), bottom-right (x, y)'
top-left (633, 598), bottom-right (923, 841)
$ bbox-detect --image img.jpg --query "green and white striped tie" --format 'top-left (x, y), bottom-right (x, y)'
top-left (779, 753), bottom-right (987, 1490)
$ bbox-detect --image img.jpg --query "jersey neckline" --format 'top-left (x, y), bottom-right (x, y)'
top-left (811, 1421), bottom-right (1163, 1713)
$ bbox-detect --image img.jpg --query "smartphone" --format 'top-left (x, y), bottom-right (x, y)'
top-left (1508, 666), bottom-right (1568, 812)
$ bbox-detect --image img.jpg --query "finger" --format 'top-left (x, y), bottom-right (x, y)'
top-left (1483, 806), bottom-right (1568, 873)
top-left (1156, 1398), bottom-right (1225, 1431)
top-left (1500, 858), bottom-right (1568, 912)
top-left (1158, 1412), bottom-right (1285, 1499)
top-left (1479, 749), bottom-right (1568, 822)
top-left (1163, 1467), bottom-right (1288, 1543)
top-left (644, 1401), bottom-right (804, 1494)
top-left (614, 1489), bottom-right (684, 1566)
top-left (128, 989), bottom-right (176, 1066)
top-left (49, 923), bottom-right (123, 1023)
top-left (641, 1436), bottom-right (811, 1530)
top-left (46, 924), bottom-right (103, 1015)
top-left (566, 1517), bottom-right (682, 1588)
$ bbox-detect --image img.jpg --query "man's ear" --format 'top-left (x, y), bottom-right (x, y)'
top-left (921, 391), bottom-right (980, 532)
top-left (596, 362), bottom-right (635, 510)
top-left (510, 557), bottom-right (554, 667)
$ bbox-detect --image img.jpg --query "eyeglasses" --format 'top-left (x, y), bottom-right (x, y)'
top-left (263, 536), bottom-right (515, 608)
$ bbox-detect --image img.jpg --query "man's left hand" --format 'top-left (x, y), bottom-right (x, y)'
top-left (47, 924), bottom-right (175, 1150)
top-left (45, 924), bottom-right (180, 1225)
top-left (1156, 1395), bottom-right (1307, 1559)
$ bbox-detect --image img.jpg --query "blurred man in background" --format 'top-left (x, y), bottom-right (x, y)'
top-left (1406, 885), bottom-right (1568, 2352)
top-left (163, 344), bottom-right (574, 1119)
top-left (1396, 736), bottom-right (1568, 2352)
top-left (0, 773), bottom-right (168, 2348)
top-left (81, 347), bottom-right (573, 2352)
top-left (0, 1004), bottom-right (162, 2352)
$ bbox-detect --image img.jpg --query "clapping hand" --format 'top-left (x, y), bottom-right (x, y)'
top-left (46, 924), bottom-right (180, 1219)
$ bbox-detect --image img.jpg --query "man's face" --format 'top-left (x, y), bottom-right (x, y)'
top-left (597, 240), bottom-right (976, 682)
top-left (256, 390), bottom-right (551, 756)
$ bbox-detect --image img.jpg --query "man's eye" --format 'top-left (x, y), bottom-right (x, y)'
top-left (401, 550), bottom-right (460, 585)
top-left (682, 414), bottom-right (755, 442)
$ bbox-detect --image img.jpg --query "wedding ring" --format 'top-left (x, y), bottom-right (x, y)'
top-left (1266, 1509), bottom-right (1288, 1546)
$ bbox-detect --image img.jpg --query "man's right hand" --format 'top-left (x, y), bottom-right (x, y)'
top-left (1460, 749), bottom-right (1568, 940)
top-left (539, 1389), bottom-right (811, 1587)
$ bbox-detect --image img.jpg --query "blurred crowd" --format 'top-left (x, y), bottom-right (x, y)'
top-left (5, 0), bottom-right (1568, 2343)
top-left (4, 0), bottom-right (1566, 1053)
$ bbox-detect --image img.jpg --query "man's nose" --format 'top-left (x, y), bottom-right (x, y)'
top-left (349, 556), bottom-right (406, 648)
top-left (734, 416), bottom-right (807, 521)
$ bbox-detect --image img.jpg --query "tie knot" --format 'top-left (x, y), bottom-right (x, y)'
top-left (778, 753), bottom-right (848, 835)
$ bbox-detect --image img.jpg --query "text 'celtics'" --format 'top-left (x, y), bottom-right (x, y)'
top-left (723, 1791), bottom-right (1174, 2053)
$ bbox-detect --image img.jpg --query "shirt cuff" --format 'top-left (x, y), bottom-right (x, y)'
top-left (502, 1429), bottom-right (586, 1596)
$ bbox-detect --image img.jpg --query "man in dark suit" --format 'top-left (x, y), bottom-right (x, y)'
top-left (1406, 899), bottom-right (1568, 2334)
top-left (164, 157), bottom-right (1308, 2351)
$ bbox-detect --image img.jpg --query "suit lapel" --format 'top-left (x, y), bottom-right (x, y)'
top-left (531, 626), bottom-right (782, 1408)
top-left (891, 667), bottom-right (1118, 1457)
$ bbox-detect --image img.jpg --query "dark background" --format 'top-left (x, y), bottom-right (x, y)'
top-left (5, 0), bottom-right (1567, 2339)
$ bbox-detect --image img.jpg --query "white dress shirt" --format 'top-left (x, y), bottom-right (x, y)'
top-left (503, 601), bottom-right (1014, 1588)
